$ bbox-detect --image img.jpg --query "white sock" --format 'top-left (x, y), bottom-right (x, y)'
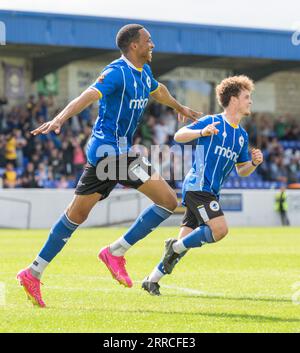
top-left (172, 240), bottom-right (187, 254)
top-left (109, 237), bottom-right (132, 256)
top-left (148, 267), bottom-right (165, 283)
top-left (30, 256), bottom-right (49, 279)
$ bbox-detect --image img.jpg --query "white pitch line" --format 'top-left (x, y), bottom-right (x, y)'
top-left (3, 272), bottom-right (291, 300)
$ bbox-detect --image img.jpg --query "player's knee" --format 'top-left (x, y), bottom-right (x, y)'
top-left (66, 208), bottom-right (88, 225)
top-left (159, 191), bottom-right (178, 211)
top-left (212, 225), bottom-right (228, 241)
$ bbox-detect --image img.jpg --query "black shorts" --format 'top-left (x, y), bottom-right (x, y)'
top-left (181, 191), bottom-right (224, 229)
top-left (75, 154), bottom-right (154, 200)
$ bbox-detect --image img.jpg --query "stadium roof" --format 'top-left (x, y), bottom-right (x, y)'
top-left (1, 10), bottom-right (299, 81)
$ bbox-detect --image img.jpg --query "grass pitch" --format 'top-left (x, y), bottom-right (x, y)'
top-left (0, 227), bottom-right (300, 333)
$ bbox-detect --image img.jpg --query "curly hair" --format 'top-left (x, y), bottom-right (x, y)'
top-left (216, 75), bottom-right (254, 108)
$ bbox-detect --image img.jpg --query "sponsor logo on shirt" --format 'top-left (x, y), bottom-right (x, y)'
top-left (129, 97), bottom-right (149, 109)
top-left (214, 145), bottom-right (238, 163)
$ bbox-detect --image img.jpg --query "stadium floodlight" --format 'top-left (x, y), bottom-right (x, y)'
top-left (0, 21), bottom-right (6, 45)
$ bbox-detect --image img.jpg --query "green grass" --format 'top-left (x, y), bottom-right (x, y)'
top-left (0, 227), bottom-right (300, 333)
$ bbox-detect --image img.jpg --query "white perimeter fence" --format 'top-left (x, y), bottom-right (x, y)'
top-left (0, 189), bottom-right (299, 229)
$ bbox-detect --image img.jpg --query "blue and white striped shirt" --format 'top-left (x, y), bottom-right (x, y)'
top-left (182, 114), bottom-right (250, 199)
top-left (87, 55), bottom-right (159, 166)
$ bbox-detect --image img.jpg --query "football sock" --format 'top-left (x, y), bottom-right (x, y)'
top-left (149, 251), bottom-right (188, 283)
top-left (29, 256), bottom-right (48, 280)
top-left (148, 262), bottom-right (167, 282)
top-left (110, 237), bottom-right (131, 256)
top-left (173, 225), bottom-right (214, 254)
top-left (30, 213), bottom-right (79, 278)
top-left (110, 204), bottom-right (173, 256)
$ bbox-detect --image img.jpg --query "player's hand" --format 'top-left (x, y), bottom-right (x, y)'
top-left (176, 105), bottom-right (202, 123)
top-left (201, 122), bottom-right (220, 136)
top-left (251, 148), bottom-right (263, 166)
top-left (31, 119), bottom-right (63, 136)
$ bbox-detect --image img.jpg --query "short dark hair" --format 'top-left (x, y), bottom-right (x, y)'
top-left (116, 24), bottom-right (144, 53)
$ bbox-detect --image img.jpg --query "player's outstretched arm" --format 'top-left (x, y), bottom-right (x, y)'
top-left (174, 122), bottom-right (220, 143)
top-left (31, 88), bottom-right (99, 136)
top-left (151, 83), bottom-right (202, 122)
top-left (236, 148), bottom-right (264, 177)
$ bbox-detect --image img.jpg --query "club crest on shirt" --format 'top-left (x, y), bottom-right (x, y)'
top-left (239, 135), bottom-right (244, 147)
top-left (146, 76), bottom-right (151, 88)
top-left (209, 201), bottom-right (220, 212)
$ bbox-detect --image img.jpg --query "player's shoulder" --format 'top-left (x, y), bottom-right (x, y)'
top-left (102, 58), bottom-right (123, 72)
top-left (239, 125), bottom-right (249, 138)
top-left (98, 60), bottom-right (124, 81)
top-left (143, 64), bottom-right (154, 75)
top-left (197, 114), bottom-right (220, 124)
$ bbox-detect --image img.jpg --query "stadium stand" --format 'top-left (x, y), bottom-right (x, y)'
top-left (0, 94), bottom-right (299, 190)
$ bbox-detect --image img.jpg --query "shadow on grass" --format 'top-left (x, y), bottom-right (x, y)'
top-left (49, 306), bottom-right (300, 324)
top-left (162, 293), bottom-right (292, 304)
top-left (129, 309), bottom-right (300, 324)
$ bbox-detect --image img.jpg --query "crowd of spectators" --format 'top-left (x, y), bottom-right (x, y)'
top-left (244, 113), bottom-right (300, 186)
top-left (0, 94), bottom-right (91, 189)
top-left (0, 94), bottom-right (299, 189)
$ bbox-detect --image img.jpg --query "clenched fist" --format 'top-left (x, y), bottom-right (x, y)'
top-left (251, 148), bottom-right (263, 166)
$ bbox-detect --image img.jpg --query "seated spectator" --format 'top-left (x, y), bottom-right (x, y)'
top-left (72, 139), bottom-right (86, 177)
top-left (21, 162), bottom-right (38, 188)
top-left (5, 132), bottom-right (17, 167)
top-left (0, 134), bottom-right (6, 168)
top-left (3, 163), bottom-right (18, 188)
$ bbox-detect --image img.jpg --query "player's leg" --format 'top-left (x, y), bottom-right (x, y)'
top-left (17, 162), bottom-right (108, 306)
top-left (17, 193), bottom-right (101, 305)
top-left (99, 156), bottom-right (177, 288)
top-left (163, 215), bottom-right (228, 272)
top-left (110, 173), bottom-right (177, 254)
top-left (104, 155), bottom-right (177, 258)
top-left (162, 191), bottom-right (228, 274)
top-left (142, 226), bottom-right (192, 295)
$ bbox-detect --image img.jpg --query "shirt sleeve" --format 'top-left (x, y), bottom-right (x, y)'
top-left (90, 67), bottom-right (122, 99)
top-left (185, 115), bottom-right (213, 130)
top-left (145, 65), bottom-right (159, 94)
top-left (236, 132), bottom-right (250, 165)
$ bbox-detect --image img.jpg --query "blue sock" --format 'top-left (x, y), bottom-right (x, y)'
top-left (158, 261), bottom-right (167, 275)
top-left (157, 250), bottom-right (187, 275)
top-left (123, 204), bottom-right (173, 246)
top-left (38, 213), bottom-right (79, 262)
top-left (182, 225), bottom-right (215, 249)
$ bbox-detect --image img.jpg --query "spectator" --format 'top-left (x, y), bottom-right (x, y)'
top-left (21, 162), bottom-right (38, 188)
top-left (0, 134), bottom-right (6, 168)
top-left (5, 132), bottom-right (17, 167)
top-left (14, 128), bottom-right (27, 168)
top-left (72, 139), bottom-right (86, 178)
top-left (3, 163), bottom-right (17, 188)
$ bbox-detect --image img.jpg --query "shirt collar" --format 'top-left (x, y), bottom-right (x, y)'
top-left (221, 113), bottom-right (239, 129)
top-left (121, 55), bottom-right (143, 72)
